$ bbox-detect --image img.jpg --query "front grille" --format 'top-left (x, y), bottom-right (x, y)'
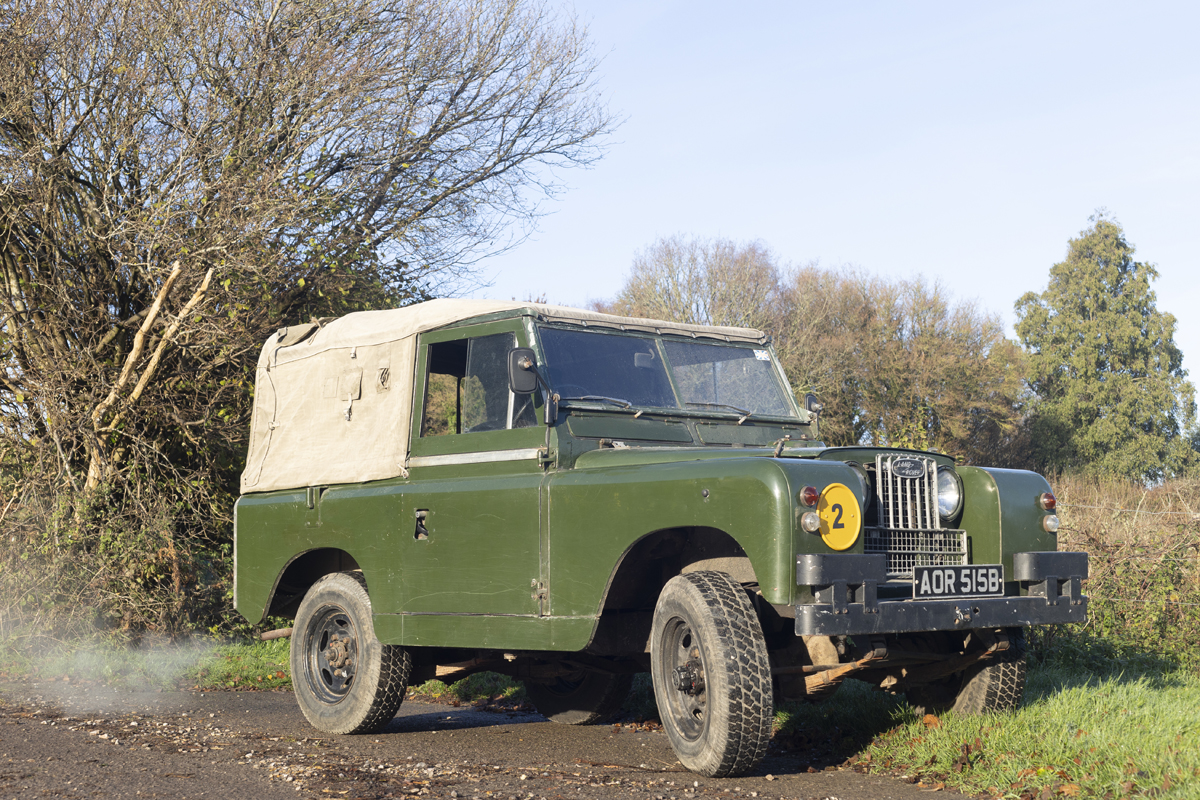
top-left (864, 527), bottom-right (968, 577)
top-left (876, 454), bottom-right (938, 529)
top-left (869, 454), bottom-right (966, 577)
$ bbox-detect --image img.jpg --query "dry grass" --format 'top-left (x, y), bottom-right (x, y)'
top-left (1037, 474), bottom-right (1200, 670)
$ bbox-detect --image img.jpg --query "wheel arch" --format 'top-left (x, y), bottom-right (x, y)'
top-left (265, 548), bottom-right (363, 619)
top-left (584, 526), bottom-right (759, 656)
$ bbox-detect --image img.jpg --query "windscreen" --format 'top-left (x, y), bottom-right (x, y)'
top-left (663, 340), bottom-right (797, 417)
top-left (538, 328), bottom-right (678, 408)
top-left (538, 327), bottom-right (797, 417)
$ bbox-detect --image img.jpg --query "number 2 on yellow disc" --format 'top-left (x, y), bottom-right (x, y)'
top-left (817, 483), bottom-right (861, 551)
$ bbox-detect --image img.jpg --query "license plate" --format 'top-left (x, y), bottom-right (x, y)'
top-left (913, 564), bottom-right (1004, 600)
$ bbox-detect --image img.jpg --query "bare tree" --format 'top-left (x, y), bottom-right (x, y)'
top-left (600, 235), bottom-right (781, 330)
top-left (772, 264), bottom-right (871, 444)
top-left (838, 275), bottom-right (1026, 463)
top-left (602, 239), bottom-right (1028, 466)
top-left (1, 0), bottom-right (613, 501)
top-left (780, 269), bottom-right (1029, 463)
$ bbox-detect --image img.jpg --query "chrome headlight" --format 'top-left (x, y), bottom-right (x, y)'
top-left (936, 466), bottom-right (963, 520)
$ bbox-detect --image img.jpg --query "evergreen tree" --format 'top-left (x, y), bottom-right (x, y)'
top-left (1015, 213), bottom-right (1196, 481)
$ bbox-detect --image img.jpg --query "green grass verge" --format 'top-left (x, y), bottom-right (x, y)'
top-left (0, 633), bottom-right (225, 690)
top-left (186, 638), bottom-right (292, 690)
top-left (0, 632), bottom-right (292, 691)
top-left (818, 667), bottom-right (1200, 799)
top-left (408, 671), bottom-right (526, 704)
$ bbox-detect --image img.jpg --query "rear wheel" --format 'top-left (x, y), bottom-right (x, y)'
top-left (291, 572), bottom-right (411, 734)
top-left (906, 628), bottom-right (1027, 716)
top-left (526, 669), bottom-right (632, 725)
top-left (650, 571), bottom-right (773, 778)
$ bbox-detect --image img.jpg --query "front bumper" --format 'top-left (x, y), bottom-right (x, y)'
top-left (794, 551), bottom-right (1088, 636)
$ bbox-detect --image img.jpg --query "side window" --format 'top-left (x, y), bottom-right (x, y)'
top-left (421, 332), bottom-right (538, 437)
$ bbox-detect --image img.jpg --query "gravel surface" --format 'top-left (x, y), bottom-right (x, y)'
top-left (0, 680), bottom-right (969, 800)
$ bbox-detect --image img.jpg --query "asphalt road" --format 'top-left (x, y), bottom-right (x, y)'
top-left (0, 681), bottom-right (969, 800)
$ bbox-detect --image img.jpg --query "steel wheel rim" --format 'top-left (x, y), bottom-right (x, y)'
top-left (303, 605), bottom-right (359, 704)
top-left (660, 615), bottom-right (707, 741)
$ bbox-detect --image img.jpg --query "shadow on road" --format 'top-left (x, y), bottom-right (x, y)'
top-left (383, 705), bottom-right (543, 733)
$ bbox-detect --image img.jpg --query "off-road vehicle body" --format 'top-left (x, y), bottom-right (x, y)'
top-left (235, 299), bottom-right (1087, 777)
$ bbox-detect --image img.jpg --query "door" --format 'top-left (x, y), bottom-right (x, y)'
top-left (397, 321), bottom-right (546, 627)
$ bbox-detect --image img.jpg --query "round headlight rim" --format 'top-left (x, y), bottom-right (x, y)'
top-left (936, 465), bottom-right (964, 521)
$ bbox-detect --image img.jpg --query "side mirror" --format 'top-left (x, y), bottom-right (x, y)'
top-left (805, 393), bottom-right (823, 417)
top-left (508, 347), bottom-right (557, 426)
top-left (508, 348), bottom-right (539, 395)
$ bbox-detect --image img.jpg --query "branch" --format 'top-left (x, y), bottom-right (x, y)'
top-left (91, 261), bottom-right (182, 428)
top-left (102, 267), bottom-right (215, 432)
top-left (49, 426), bottom-right (79, 493)
top-left (93, 307), bottom-right (154, 355)
top-left (127, 268), bottom-right (214, 407)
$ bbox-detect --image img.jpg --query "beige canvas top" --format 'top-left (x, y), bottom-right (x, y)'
top-left (240, 299), bottom-right (768, 494)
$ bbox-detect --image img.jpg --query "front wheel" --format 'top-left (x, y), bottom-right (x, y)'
top-left (906, 628), bottom-right (1027, 716)
top-left (526, 669), bottom-right (632, 725)
top-left (650, 571), bottom-right (773, 778)
top-left (291, 572), bottom-right (411, 734)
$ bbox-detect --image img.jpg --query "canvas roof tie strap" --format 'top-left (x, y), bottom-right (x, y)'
top-left (345, 391), bottom-right (354, 422)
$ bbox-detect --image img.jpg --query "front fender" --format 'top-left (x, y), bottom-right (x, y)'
top-left (959, 466), bottom-right (1058, 581)
top-left (547, 455), bottom-right (867, 617)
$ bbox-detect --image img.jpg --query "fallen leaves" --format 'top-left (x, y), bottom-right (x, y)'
top-left (950, 737), bottom-right (983, 773)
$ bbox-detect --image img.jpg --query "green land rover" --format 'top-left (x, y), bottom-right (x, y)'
top-left (234, 299), bottom-right (1087, 777)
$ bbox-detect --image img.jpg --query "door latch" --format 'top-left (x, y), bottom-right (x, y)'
top-left (531, 580), bottom-right (548, 615)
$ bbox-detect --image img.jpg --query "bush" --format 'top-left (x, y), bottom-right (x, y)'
top-left (1036, 474), bottom-right (1200, 670)
top-left (0, 479), bottom-right (244, 646)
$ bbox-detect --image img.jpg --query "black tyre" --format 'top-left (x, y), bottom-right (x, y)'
top-left (907, 628), bottom-right (1027, 716)
top-left (650, 571), bottom-right (773, 778)
top-left (291, 572), bottom-right (411, 734)
top-left (526, 669), bottom-right (633, 725)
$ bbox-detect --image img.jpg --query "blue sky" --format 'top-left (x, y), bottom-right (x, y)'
top-left (469, 1), bottom-right (1200, 378)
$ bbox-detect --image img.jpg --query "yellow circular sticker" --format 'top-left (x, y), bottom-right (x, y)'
top-left (817, 483), bottom-right (862, 551)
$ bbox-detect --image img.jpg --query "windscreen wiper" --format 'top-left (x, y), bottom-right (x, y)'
top-left (685, 401), bottom-right (755, 424)
top-left (559, 395), bottom-right (633, 409)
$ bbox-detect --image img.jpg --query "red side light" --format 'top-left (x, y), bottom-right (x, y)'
top-left (801, 486), bottom-right (819, 507)
top-left (1039, 492), bottom-right (1057, 511)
